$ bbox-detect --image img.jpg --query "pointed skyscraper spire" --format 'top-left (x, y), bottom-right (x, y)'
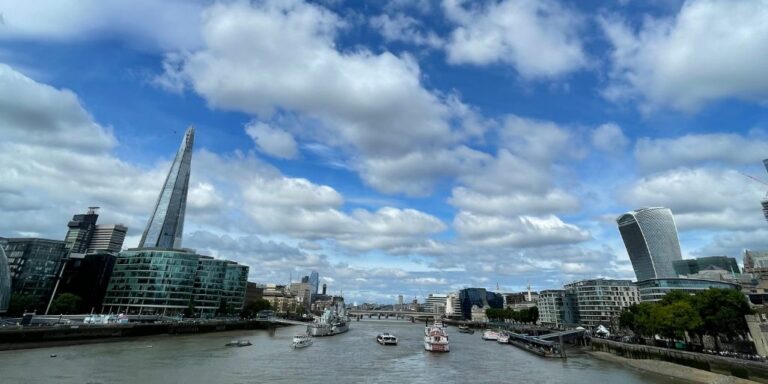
top-left (139, 126), bottom-right (194, 249)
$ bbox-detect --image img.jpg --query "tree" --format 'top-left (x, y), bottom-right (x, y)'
top-left (184, 297), bottom-right (196, 318)
top-left (242, 299), bottom-right (272, 318)
top-left (7, 294), bottom-right (42, 316)
top-left (49, 293), bottom-right (83, 315)
top-left (693, 288), bottom-right (753, 340)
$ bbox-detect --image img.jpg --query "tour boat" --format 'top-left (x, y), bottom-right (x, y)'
top-left (482, 330), bottom-right (499, 341)
top-left (225, 340), bottom-right (252, 347)
top-left (292, 334), bottom-right (314, 349)
top-left (424, 319), bottom-right (450, 352)
top-left (377, 333), bottom-right (398, 345)
top-left (497, 332), bottom-right (510, 344)
top-left (457, 325), bottom-right (474, 334)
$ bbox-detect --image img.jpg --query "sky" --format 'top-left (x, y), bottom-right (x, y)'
top-left (1, 0), bottom-right (768, 304)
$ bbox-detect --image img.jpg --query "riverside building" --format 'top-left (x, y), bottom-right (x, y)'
top-left (564, 279), bottom-right (639, 327)
top-left (617, 207), bottom-right (683, 281)
top-left (673, 256), bottom-right (740, 276)
top-left (635, 277), bottom-right (741, 302)
top-left (536, 290), bottom-right (576, 328)
top-left (0, 242), bottom-right (10, 313)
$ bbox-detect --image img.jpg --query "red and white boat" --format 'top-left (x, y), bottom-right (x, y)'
top-left (424, 319), bottom-right (450, 352)
top-left (482, 330), bottom-right (499, 341)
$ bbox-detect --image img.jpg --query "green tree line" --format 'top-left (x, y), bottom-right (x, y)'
top-left (619, 288), bottom-right (752, 347)
top-left (486, 306), bottom-right (539, 324)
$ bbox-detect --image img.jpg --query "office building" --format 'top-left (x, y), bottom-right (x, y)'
top-left (458, 288), bottom-right (503, 320)
top-left (308, 271), bottom-right (319, 295)
top-left (290, 282), bottom-right (311, 309)
top-left (2, 238), bottom-right (68, 310)
top-left (565, 279), bottom-right (639, 327)
top-left (536, 290), bottom-right (576, 328)
top-left (0, 241), bottom-right (10, 313)
top-left (244, 282), bottom-right (265, 306)
top-left (57, 252), bottom-right (117, 313)
top-left (673, 256), bottom-right (740, 276)
top-left (745, 250), bottom-right (768, 274)
top-left (635, 277), bottom-right (741, 302)
top-left (87, 225), bottom-right (127, 254)
top-left (424, 293), bottom-right (448, 314)
top-left (139, 127), bottom-right (194, 249)
top-left (223, 263), bottom-right (248, 312)
top-left (194, 256), bottom-right (227, 315)
top-left (617, 207), bottom-right (683, 281)
top-left (64, 208), bottom-right (99, 254)
top-left (445, 292), bottom-right (462, 319)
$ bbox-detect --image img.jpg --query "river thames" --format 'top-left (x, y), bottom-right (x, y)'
top-left (0, 320), bottom-right (676, 384)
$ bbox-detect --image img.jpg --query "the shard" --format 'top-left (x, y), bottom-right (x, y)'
top-left (139, 127), bottom-right (194, 249)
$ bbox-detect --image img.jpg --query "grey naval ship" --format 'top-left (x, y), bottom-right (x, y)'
top-left (307, 298), bottom-right (349, 337)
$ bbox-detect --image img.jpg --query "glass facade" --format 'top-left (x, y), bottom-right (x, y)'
top-left (635, 278), bottom-right (741, 302)
top-left (309, 271), bottom-right (319, 295)
top-left (139, 127), bottom-right (194, 249)
top-left (3, 238), bottom-right (68, 310)
top-left (617, 207), bottom-right (683, 281)
top-left (458, 288), bottom-right (503, 320)
top-left (673, 256), bottom-right (740, 276)
top-left (102, 249), bottom-right (199, 316)
top-left (0, 240), bottom-right (11, 313)
top-left (103, 249), bottom-right (249, 317)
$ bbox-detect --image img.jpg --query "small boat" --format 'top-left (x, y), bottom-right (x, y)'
top-left (482, 330), bottom-right (499, 341)
top-left (457, 325), bottom-right (474, 334)
top-left (225, 340), bottom-right (252, 347)
top-left (497, 332), bottom-right (510, 344)
top-left (424, 319), bottom-right (450, 352)
top-left (377, 333), bottom-right (398, 345)
top-left (292, 334), bottom-right (314, 349)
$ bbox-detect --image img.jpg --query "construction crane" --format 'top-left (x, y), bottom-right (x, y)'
top-left (740, 169), bottom-right (768, 223)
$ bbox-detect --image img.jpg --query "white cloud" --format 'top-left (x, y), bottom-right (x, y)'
top-left (449, 187), bottom-right (579, 216)
top-left (601, 0), bottom-right (768, 111)
top-left (370, 14), bottom-right (443, 48)
top-left (0, 0), bottom-right (206, 50)
top-left (453, 212), bottom-right (590, 247)
top-left (592, 123), bottom-right (629, 152)
top-left (156, 0), bottom-right (487, 196)
top-left (245, 121), bottom-right (299, 159)
top-left (635, 133), bottom-right (768, 173)
top-left (442, 0), bottom-right (587, 78)
top-left (623, 168), bottom-right (766, 230)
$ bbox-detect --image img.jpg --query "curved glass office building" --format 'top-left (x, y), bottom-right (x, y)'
top-left (0, 242), bottom-right (10, 313)
top-left (102, 248), bottom-right (199, 316)
top-left (617, 207), bottom-right (683, 281)
top-left (635, 278), bottom-right (740, 302)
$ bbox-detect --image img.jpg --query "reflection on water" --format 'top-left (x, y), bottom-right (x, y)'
top-left (0, 320), bottom-right (671, 384)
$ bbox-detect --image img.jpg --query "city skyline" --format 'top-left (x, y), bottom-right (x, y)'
top-left (2, 0), bottom-right (768, 302)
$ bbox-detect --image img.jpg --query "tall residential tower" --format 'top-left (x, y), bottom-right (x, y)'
top-left (617, 207), bottom-right (683, 281)
top-left (139, 127), bottom-right (194, 249)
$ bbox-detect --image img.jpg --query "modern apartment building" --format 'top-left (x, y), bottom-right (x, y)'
top-left (564, 279), bottom-right (639, 327)
top-left (536, 289), bottom-right (576, 328)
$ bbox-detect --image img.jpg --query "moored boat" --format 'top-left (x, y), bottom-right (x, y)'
top-left (482, 330), bottom-right (499, 341)
top-left (307, 297), bottom-right (350, 337)
top-left (292, 334), bottom-right (314, 349)
top-left (424, 319), bottom-right (450, 352)
top-left (497, 332), bottom-right (510, 344)
top-left (457, 325), bottom-right (474, 334)
top-left (377, 333), bottom-right (398, 345)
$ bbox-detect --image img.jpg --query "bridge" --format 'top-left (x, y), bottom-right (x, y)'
top-left (347, 310), bottom-right (436, 320)
top-left (538, 328), bottom-right (586, 342)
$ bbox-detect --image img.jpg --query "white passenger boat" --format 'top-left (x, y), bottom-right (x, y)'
top-left (292, 334), bottom-right (314, 349)
top-left (482, 330), bottom-right (499, 341)
top-left (424, 319), bottom-right (449, 352)
top-left (497, 332), bottom-right (510, 344)
top-left (377, 333), bottom-right (398, 345)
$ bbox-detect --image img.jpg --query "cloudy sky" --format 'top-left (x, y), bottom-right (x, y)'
top-left (1, 0), bottom-right (768, 303)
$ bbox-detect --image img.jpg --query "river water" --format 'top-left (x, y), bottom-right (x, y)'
top-left (0, 320), bottom-right (676, 384)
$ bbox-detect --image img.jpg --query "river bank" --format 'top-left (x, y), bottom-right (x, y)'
top-left (587, 350), bottom-right (759, 384)
top-left (0, 319), bottom-right (288, 351)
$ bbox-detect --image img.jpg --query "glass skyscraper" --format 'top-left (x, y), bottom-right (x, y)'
top-left (139, 127), bottom-right (194, 249)
top-left (308, 270), bottom-right (319, 295)
top-left (617, 207), bottom-right (683, 281)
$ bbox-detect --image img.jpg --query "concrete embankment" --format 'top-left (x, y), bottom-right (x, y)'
top-left (0, 320), bottom-right (283, 351)
top-left (592, 338), bottom-right (768, 383)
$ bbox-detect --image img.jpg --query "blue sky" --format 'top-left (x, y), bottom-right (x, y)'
top-left (1, 0), bottom-right (768, 303)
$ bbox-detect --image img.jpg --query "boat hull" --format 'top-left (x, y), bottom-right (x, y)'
top-left (424, 340), bottom-right (450, 352)
top-left (307, 322), bottom-right (349, 337)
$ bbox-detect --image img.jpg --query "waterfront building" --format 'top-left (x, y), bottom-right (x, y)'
top-left (193, 256), bottom-right (227, 315)
top-left (222, 263), bottom-right (248, 313)
top-left (57, 252), bottom-right (117, 313)
top-left (673, 256), bottom-right (740, 276)
top-left (244, 282), bottom-right (264, 306)
top-left (504, 290), bottom-right (539, 310)
top-left (424, 294), bottom-right (447, 314)
top-left (617, 207), bottom-right (683, 281)
top-left (262, 284), bottom-right (299, 314)
top-left (0, 241), bottom-right (10, 313)
top-left (458, 288), bottom-right (503, 320)
top-left (396, 294), bottom-right (404, 311)
top-left (536, 290), bottom-right (576, 328)
top-left (2, 238), bottom-right (68, 310)
top-left (444, 293), bottom-right (462, 319)
top-left (635, 277), bottom-right (741, 302)
top-left (138, 127), bottom-right (194, 249)
top-left (564, 279), bottom-right (638, 327)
